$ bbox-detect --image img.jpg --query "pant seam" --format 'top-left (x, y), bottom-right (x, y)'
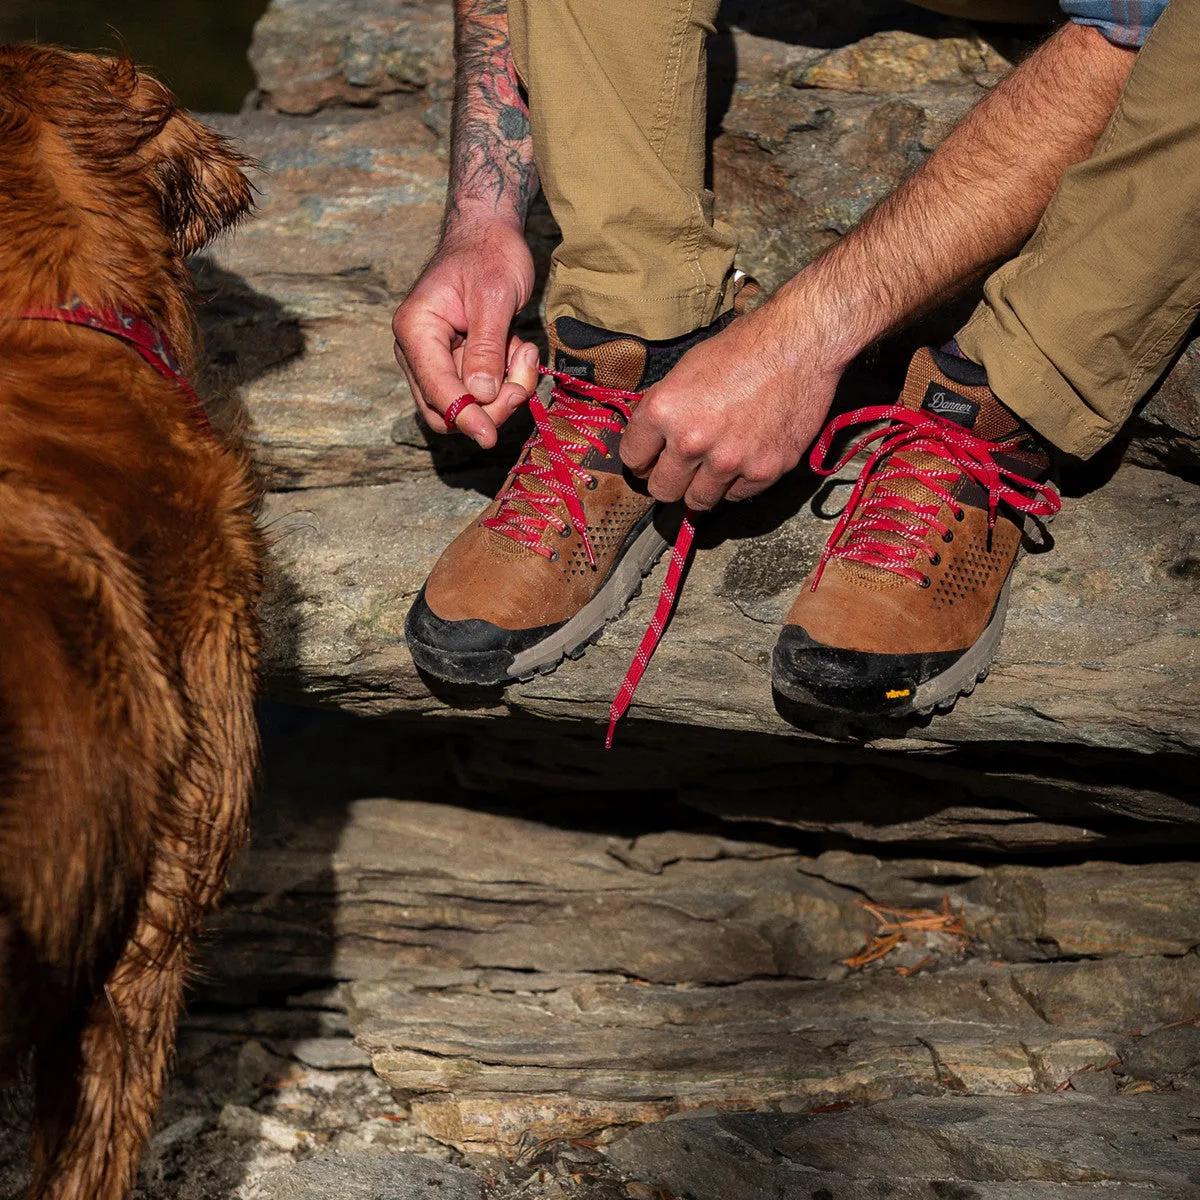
top-left (650, 0), bottom-right (689, 160)
top-left (554, 284), bottom-right (718, 304)
top-left (645, 0), bottom-right (708, 312)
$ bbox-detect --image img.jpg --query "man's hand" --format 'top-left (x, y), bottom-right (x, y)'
top-left (620, 298), bottom-right (843, 509)
top-left (393, 217), bottom-right (540, 449)
top-left (621, 21), bottom-right (1134, 508)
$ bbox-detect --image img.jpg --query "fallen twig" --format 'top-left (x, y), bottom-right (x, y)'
top-left (841, 895), bottom-right (968, 972)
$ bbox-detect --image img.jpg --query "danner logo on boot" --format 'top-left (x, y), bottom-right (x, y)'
top-left (921, 382), bottom-right (979, 429)
top-left (553, 351), bottom-right (596, 384)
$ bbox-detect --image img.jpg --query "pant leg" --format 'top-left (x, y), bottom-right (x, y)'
top-left (956, 0), bottom-right (1200, 458)
top-left (508, 0), bottom-right (736, 340)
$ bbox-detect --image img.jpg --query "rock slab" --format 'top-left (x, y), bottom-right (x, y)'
top-left (259, 1152), bottom-right (482, 1200)
top-left (197, 744), bottom-right (1200, 1159)
top-left (608, 1096), bottom-right (1200, 1198)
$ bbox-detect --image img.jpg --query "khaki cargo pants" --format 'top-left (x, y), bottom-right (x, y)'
top-left (507, 0), bottom-right (1200, 459)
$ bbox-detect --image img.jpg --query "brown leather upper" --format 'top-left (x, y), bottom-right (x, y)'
top-left (424, 327), bottom-right (658, 629)
top-left (784, 348), bottom-right (1049, 655)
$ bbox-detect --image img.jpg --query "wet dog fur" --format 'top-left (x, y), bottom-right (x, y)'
top-left (0, 45), bottom-right (262, 1198)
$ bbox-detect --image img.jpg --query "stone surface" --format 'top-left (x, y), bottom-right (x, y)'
top-left (792, 30), bottom-right (1009, 93)
top-left (248, 0), bottom-right (453, 117)
top-left (607, 1097), bottom-right (1200, 1198)
top-left (204, 727), bottom-right (1200, 998)
top-left (258, 1153), bottom-right (483, 1200)
top-left (250, 459), bottom-right (1199, 850)
top-left (187, 735), bottom-right (1200, 1158)
top-left (5, 711), bottom-right (1194, 1197)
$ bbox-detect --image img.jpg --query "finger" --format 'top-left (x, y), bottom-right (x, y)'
top-left (684, 463), bottom-right (737, 511)
top-left (401, 309), bottom-right (500, 447)
top-left (394, 341), bottom-right (434, 422)
top-left (620, 404), bottom-right (667, 477)
top-left (462, 287), bottom-right (517, 404)
top-left (481, 340), bottom-right (540, 426)
top-left (646, 450), bottom-right (700, 505)
top-left (725, 475), bottom-right (776, 503)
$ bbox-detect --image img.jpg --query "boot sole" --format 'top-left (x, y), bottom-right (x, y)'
top-left (508, 516), bottom-right (670, 681)
top-left (909, 572), bottom-right (1010, 715)
top-left (773, 573), bottom-right (1011, 718)
top-left (407, 513), bottom-right (671, 687)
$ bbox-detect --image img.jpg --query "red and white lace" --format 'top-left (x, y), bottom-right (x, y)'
top-left (452, 369), bottom-right (694, 747)
top-left (808, 403), bottom-right (1061, 589)
top-left (480, 369), bottom-right (637, 570)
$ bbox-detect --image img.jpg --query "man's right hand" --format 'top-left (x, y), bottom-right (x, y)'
top-left (392, 216), bottom-right (541, 448)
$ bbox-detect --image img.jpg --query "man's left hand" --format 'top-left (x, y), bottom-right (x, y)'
top-left (619, 301), bottom-right (841, 510)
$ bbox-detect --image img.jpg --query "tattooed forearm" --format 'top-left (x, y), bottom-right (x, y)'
top-left (446, 0), bottom-right (539, 227)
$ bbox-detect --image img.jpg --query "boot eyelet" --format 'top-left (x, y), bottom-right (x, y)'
top-left (920, 576), bottom-right (931, 588)
top-left (559, 524), bottom-right (573, 538)
top-left (549, 550), bottom-right (561, 563)
top-left (943, 530), bottom-right (954, 543)
top-left (928, 553), bottom-right (941, 567)
top-left (954, 509), bottom-right (965, 522)
top-left (585, 477), bottom-right (598, 491)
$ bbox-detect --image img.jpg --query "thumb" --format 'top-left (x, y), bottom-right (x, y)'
top-left (462, 288), bottom-right (517, 405)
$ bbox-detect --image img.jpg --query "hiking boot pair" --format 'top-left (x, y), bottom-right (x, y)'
top-left (406, 319), bottom-right (1060, 733)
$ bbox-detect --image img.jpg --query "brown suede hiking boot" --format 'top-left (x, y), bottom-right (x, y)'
top-left (772, 345), bottom-right (1061, 717)
top-left (405, 309), bottom-right (737, 685)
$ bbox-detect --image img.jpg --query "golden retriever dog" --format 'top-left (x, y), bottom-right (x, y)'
top-left (0, 45), bottom-right (262, 1198)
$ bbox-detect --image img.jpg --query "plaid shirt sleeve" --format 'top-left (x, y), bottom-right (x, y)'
top-left (1060, 0), bottom-right (1170, 46)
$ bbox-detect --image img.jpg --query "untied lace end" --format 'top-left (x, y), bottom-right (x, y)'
top-left (461, 364), bottom-right (694, 748)
top-left (807, 403), bottom-right (1062, 590)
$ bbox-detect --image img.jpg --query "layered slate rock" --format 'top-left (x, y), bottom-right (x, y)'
top-left (198, 743), bottom-right (1200, 1159)
top-left (608, 1097), bottom-right (1200, 1198)
top-left (250, 461), bottom-right (1199, 849)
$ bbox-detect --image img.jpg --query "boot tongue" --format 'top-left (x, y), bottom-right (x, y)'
top-left (900, 346), bottom-right (1022, 441)
top-left (837, 347), bottom-right (998, 590)
top-left (550, 317), bottom-right (648, 392)
top-left (490, 320), bottom-right (644, 546)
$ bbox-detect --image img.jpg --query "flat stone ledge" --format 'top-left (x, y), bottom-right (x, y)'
top-left (607, 1096), bottom-right (1200, 1198)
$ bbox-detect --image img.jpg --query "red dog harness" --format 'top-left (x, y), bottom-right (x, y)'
top-left (17, 299), bottom-right (210, 431)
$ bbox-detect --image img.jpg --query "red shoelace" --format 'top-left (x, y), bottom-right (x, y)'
top-left (808, 403), bottom-right (1061, 588)
top-left (452, 369), bottom-right (694, 747)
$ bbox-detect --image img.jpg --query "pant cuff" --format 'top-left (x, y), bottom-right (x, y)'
top-left (545, 267), bottom-right (735, 342)
top-left (956, 303), bottom-right (1118, 459)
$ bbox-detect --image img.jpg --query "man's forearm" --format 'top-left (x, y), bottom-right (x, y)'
top-left (445, 0), bottom-right (539, 232)
top-left (767, 22), bottom-right (1135, 369)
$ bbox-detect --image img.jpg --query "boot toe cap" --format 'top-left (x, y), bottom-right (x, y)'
top-left (405, 587), bottom-right (563, 685)
top-left (772, 624), bottom-right (958, 715)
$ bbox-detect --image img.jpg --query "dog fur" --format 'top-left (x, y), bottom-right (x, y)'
top-left (0, 45), bottom-right (262, 1197)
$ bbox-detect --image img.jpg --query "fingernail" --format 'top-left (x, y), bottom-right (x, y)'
top-left (468, 373), bottom-right (498, 402)
top-left (521, 344), bottom-right (539, 367)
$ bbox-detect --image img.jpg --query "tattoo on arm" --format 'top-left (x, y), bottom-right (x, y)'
top-left (448, 0), bottom-right (539, 224)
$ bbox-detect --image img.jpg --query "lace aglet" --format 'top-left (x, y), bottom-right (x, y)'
top-left (605, 697), bottom-right (626, 749)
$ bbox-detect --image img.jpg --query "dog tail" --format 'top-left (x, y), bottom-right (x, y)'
top-left (0, 484), bottom-right (187, 1057)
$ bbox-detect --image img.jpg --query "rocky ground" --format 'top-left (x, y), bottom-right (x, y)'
top-left (3, 2), bottom-right (1199, 1197)
top-left (5, 708), bottom-right (1195, 1199)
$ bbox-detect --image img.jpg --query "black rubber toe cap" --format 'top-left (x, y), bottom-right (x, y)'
top-left (772, 624), bottom-right (961, 715)
top-left (404, 586), bottom-right (565, 685)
